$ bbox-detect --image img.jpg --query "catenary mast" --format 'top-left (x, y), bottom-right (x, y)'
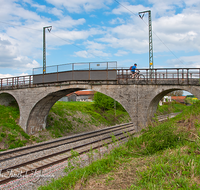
top-left (138, 10), bottom-right (153, 70)
top-left (43, 26), bottom-right (52, 74)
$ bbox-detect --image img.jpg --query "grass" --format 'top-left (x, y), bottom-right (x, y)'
top-left (0, 104), bottom-right (30, 151)
top-left (156, 101), bottom-right (186, 115)
top-left (46, 101), bottom-right (130, 138)
top-left (38, 101), bottom-right (200, 190)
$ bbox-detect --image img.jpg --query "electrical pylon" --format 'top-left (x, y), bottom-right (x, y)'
top-left (138, 10), bottom-right (153, 70)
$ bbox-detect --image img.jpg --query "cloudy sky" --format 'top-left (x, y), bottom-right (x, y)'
top-left (0, 0), bottom-right (200, 78)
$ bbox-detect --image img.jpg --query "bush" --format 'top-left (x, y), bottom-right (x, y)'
top-left (93, 92), bottom-right (125, 111)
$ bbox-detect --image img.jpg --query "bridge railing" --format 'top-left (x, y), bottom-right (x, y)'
top-left (33, 61), bottom-right (117, 75)
top-left (117, 68), bottom-right (200, 84)
top-left (1, 67), bottom-right (200, 90)
top-left (0, 75), bottom-right (33, 90)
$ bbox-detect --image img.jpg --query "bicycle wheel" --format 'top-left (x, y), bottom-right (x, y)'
top-left (133, 74), bottom-right (138, 79)
top-left (138, 74), bottom-right (145, 80)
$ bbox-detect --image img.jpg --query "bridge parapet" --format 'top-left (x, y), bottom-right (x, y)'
top-left (118, 68), bottom-right (200, 85)
top-left (1, 67), bottom-right (200, 90)
top-left (33, 61), bottom-right (117, 75)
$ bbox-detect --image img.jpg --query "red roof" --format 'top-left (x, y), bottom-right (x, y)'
top-left (171, 96), bottom-right (186, 103)
top-left (67, 91), bottom-right (94, 97)
top-left (75, 91), bottom-right (94, 96)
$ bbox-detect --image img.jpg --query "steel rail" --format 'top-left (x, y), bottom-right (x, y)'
top-left (156, 112), bottom-right (181, 121)
top-left (0, 127), bottom-right (134, 173)
top-left (0, 127), bottom-right (135, 185)
top-left (0, 122), bottom-right (132, 157)
top-left (0, 123), bottom-right (133, 163)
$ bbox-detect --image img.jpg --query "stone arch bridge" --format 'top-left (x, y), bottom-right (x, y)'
top-left (1, 83), bottom-right (200, 134)
top-left (0, 67), bottom-right (200, 134)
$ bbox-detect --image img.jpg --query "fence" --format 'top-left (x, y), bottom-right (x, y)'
top-left (0, 75), bottom-right (33, 90)
top-left (33, 62), bottom-right (117, 75)
top-left (117, 68), bottom-right (200, 84)
top-left (1, 67), bottom-right (200, 90)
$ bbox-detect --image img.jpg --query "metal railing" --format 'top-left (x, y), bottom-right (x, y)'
top-left (117, 68), bottom-right (200, 85)
top-left (0, 75), bottom-right (33, 90)
top-left (1, 67), bottom-right (200, 90)
top-left (33, 61), bottom-right (117, 75)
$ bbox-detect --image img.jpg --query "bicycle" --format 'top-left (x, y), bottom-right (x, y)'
top-left (132, 70), bottom-right (145, 80)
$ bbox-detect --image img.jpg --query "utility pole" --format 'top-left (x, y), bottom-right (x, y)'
top-left (43, 26), bottom-right (52, 74)
top-left (138, 10), bottom-right (153, 71)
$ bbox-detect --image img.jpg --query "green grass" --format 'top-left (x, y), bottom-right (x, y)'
top-left (47, 101), bottom-right (130, 138)
top-left (39, 101), bottom-right (200, 190)
top-left (0, 105), bottom-right (30, 151)
top-left (156, 101), bottom-right (186, 115)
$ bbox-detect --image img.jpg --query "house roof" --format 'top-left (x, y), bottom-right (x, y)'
top-left (171, 96), bottom-right (186, 103)
top-left (67, 90), bottom-right (94, 97)
top-left (75, 91), bottom-right (94, 96)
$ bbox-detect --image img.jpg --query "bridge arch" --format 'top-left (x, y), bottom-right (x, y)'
top-left (147, 86), bottom-right (200, 123)
top-left (0, 92), bottom-right (19, 107)
top-left (26, 87), bottom-right (85, 134)
top-left (26, 86), bottom-right (130, 134)
top-left (147, 88), bottom-right (181, 122)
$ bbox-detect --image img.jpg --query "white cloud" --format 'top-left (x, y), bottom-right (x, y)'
top-left (46, 0), bottom-right (113, 13)
top-left (166, 55), bottom-right (200, 67)
top-left (112, 3), bottom-right (147, 15)
top-left (74, 49), bottom-right (110, 59)
top-left (153, 12), bottom-right (200, 52)
top-left (115, 50), bottom-right (129, 56)
top-left (85, 40), bottom-right (105, 50)
top-left (110, 17), bottom-right (125, 25)
top-left (0, 74), bottom-right (14, 79)
top-left (74, 50), bottom-right (93, 58)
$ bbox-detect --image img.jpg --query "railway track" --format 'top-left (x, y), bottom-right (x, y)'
top-left (0, 112), bottom-right (180, 186)
top-left (156, 112), bottom-right (181, 121)
top-left (0, 122), bottom-right (135, 185)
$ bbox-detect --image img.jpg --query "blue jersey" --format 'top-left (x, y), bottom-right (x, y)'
top-left (131, 65), bottom-right (136, 72)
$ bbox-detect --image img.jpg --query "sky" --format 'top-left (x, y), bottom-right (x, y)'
top-left (0, 0), bottom-right (200, 79)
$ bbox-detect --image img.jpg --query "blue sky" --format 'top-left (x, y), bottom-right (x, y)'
top-left (0, 0), bottom-right (200, 79)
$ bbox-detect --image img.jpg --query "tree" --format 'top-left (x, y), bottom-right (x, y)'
top-left (167, 90), bottom-right (183, 96)
top-left (93, 92), bottom-right (125, 112)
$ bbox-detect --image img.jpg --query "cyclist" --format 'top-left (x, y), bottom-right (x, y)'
top-left (131, 63), bottom-right (138, 78)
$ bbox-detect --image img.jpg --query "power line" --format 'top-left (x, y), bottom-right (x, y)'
top-left (113, 0), bottom-right (185, 65)
top-left (0, 20), bottom-right (107, 61)
top-left (49, 32), bottom-right (108, 61)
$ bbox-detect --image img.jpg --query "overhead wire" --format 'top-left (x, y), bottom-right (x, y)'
top-left (49, 32), bottom-right (107, 61)
top-left (113, 0), bottom-right (185, 65)
top-left (0, 20), bottom-right (107, 61)
top-left (0, 2), bottom-right (185, 65)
